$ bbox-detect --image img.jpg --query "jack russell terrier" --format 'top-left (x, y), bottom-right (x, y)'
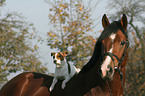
top-left (49, 51), bottom-right (80, 91)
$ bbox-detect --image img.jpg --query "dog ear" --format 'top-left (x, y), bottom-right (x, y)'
top-left (51, 52), bottom-right (55, 56)
top-left (63, 51), bottom-right (69, 56)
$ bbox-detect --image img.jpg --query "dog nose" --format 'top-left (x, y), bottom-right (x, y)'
top-left (54, 60), bottom-right (57, 63)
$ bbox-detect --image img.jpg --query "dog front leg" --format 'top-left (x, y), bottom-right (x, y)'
top-left (49, 78), bottom-right (58, 92)
top-left (62, 76), bottom-right (70, 89)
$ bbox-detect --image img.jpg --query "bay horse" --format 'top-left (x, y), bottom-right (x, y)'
top-left (0, 14), bottom-right (129, 96)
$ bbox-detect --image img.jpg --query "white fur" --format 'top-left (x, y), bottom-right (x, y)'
top-left (101, 33), bottom-right (116, 78)
top-left (101, 48), bottom-right (113, 77)
top-left (49, 56), bottom-right (79, 91)
top-left (54, 53), bottom-right (61, 65)
top-left (110, 34), bottom-right (116, 40)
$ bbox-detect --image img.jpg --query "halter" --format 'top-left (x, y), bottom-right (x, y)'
top-left (102, 22), bottom-right (129, 96)
top-left (102, 21), bottom-right (129, 72)
top-left (103, 39), bottom-right (129, 70)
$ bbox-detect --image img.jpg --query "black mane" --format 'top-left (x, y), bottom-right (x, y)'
top-left (81, 21), bottom-right (128, 72)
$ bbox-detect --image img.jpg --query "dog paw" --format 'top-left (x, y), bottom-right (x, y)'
top-left (62, 82), bottom-right (66, 89)
top-left (49, 87), bottom-right (53, 92)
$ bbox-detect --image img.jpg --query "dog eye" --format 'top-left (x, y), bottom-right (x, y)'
top-left (121, 41), bottom-right (125, 46)
top-left (53, 56), bottom-right (55, 59)
top-left (58, 55), bottom-right (61, 57)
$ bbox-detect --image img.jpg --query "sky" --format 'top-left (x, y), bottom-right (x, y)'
top-left (2, 0), bottom-right (109, 80)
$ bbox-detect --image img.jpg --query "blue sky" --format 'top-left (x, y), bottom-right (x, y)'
top-left (2, 0), bottom-right (109, 80)
top-left (3, 0), bottom-right (49, 35)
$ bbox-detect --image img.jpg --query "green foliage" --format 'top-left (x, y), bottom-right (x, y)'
top-left (0, 7), bottom-right (47, 87)
top-left (108, 0), bottom-right (145, 95)
top-left (46, 0), bottom-right (95, 68)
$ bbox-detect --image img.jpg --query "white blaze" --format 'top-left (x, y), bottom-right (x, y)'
top-left (101, 34), bottom-right (116, 77)
top-left (110, 34), bottom-right (116, 40)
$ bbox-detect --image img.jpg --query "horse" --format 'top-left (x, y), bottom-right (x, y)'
top-left (0, 14), bottom-right (129, 96)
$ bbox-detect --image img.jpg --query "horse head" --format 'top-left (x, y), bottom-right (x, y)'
top-left (100, 14), bottom-right (129, 80)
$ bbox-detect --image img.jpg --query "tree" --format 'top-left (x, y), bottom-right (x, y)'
top-left (0, 0), bottom-right (5, 7)
top-left (107, 0), bottom-right (145, 95)
top-left (46, 0), bottom-right (97, 68)
top-left (0, 1), bottom-right (47, 87)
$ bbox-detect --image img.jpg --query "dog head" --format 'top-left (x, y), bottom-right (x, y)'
top-left (51, 51), bottom-right (69, 68)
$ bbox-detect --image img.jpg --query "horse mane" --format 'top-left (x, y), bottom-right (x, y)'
top-left (80, 21), bottom-right (128, 72)
top-left (80, 40), bottom-right (103, 72)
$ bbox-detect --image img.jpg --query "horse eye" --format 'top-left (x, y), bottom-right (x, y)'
top-left (121, 41), bottom-right (125, 46)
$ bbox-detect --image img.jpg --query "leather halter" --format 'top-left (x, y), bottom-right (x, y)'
top-left (102, 21), bottom-right (129, 72)
top-left (103, 39), bottom-right (129, 70)
top-left (103, 40), bottom-right (128, 84)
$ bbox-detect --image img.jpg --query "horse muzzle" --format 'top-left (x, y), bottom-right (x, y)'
top-left (100, 64), bottom-right (114, 80)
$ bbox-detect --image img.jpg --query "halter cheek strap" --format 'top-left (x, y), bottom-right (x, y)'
top-left (103, 39), bottom-right (129, 69)
top-left (103, 52), bottom-right (120, 68)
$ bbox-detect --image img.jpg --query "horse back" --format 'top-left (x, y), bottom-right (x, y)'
top-left (0, 72), bottom-right (53, 96)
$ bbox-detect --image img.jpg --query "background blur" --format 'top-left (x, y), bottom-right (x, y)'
top-left (0, 0), bottom-right (145, 95)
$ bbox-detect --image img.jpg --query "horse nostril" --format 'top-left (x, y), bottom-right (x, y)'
top-left (107, 65), bottom-right (111, 70)
top-left (107, 65), bottom-right (113, 73)
top-left (109, 67), bottom-right (113, 73)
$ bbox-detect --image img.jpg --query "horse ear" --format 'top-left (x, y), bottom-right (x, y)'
top-left (63, 51), bottom-right (69, 56)
top-left (102, 14), bottom-right (110, 28)
top-left (120, 14), bottom-right (127, 31)
top-left (51, 52), bottom-right (55, 56)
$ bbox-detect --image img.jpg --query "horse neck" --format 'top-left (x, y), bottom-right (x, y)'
top-left (77, 56), bottom-right (103, 92)
top-left (63, 55), bottom-right (103, 95)
top-left (80, 41), bottom-right (102, 72)
top-left (79, 41), bottom-right (103, 87)
top-left (62, 41), bottom-right (104, 95)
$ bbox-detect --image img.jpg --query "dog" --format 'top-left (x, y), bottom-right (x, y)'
top-left (49, 51), bottom-right (80, 91)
